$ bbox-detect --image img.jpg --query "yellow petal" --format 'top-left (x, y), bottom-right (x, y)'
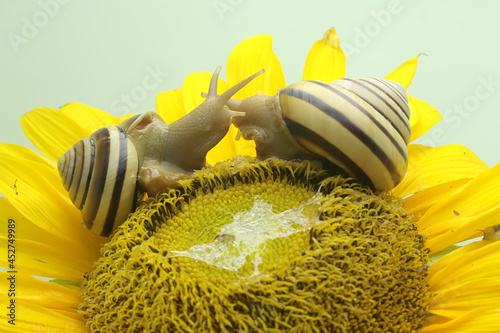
top-left (384, 54), bottom-right (423, 90)
top-left (0, 198), bottom-right (91, 280)
top-left (156, 87), bottom-right (186, 123)
top-left (0, 144), bottom-right (67, 200)
top-left (227, 34), bottom-right (286, 99)
top-left (0, 306), bottom-right (85, 333)
top-left (0, 273), bottom-right (85, 332)
top-left (423, 241), bottom-right (500, 331)
top-left (428, 241), bottom-right (500, 288)
top-left (428, 279), bottom-right (500, 313)
top-left (21, 104), bottom-right (121, 163)
top-left (0, 272), bottom-right (80, 309)
top-left (418, 164), bottom-right (500, 253)
top-left (404, 178), bottom-right (470, 217)
top-left (0, 236), bottom-right (91, 281)
top-left (422, 308), bottom-right (500, 333)
top-left (408, 95), bottom-right (443, 142)
top-left (392, 144), bottom-right (488, 197)
top-left (0, 144), bottom-right (104, 260)
top-left (59, 102), bottom-right (120, 130)
top-left (423, 241), bottom-right (500, 330)
top-left (302, 27), bottom-right (346, 82)
top-left (0, 197), bottom-right (55, 243)
top-left (20, 107), bottom-right (91, 162)
top-left (424, 208), bottom-right (499, 254)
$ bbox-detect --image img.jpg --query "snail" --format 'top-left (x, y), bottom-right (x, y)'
top-left (58, 66), bottom-right (264, 237)
top-left (226, 77), bottom-right (411, 191)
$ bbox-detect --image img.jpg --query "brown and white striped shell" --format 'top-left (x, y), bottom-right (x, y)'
top-left (229, 77), bottom-right (411, 191)
top-left (58, 126), bottom-right (140, 237)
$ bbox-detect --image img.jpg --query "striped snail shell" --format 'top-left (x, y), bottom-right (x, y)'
top-left (58, 126), bottom-right (140, 237)
top-left (228, 77), bottom-right (411, 191)
top-left (57, 66), bottom-right (263, 237)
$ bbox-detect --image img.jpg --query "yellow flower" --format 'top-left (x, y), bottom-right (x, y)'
top-left (1, 28), bottom-right (499, 332)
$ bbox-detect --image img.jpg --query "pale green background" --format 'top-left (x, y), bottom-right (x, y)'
top-left (1, 0), bottom-right (499, 167)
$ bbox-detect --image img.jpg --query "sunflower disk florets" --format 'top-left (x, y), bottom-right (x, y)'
top-left (79, 157), bottom-right (430, 333)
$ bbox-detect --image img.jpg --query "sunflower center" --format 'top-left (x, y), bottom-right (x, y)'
top-left (166, 194), bottom-right (322, 276)
top-left (79, 157), bottom-right (430, 333)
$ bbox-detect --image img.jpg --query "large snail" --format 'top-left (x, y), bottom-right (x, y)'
top-left (58, 66), bottom-right (263, 237)
top-left (227, 77), bottom-right (411, 191)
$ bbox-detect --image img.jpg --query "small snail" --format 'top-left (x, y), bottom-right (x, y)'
top-left (58, 66), bottom-right (264, 237)
top-left (227, 77), bottom-right (411, 191)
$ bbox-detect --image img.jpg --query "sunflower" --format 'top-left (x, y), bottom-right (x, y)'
top-left (1, 28), bottom-right (499, 332)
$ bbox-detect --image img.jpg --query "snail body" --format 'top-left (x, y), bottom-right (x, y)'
top-left (228, 77), bottom-right (411, 191)
top-left (58, 66), bottom-right (263, 236)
